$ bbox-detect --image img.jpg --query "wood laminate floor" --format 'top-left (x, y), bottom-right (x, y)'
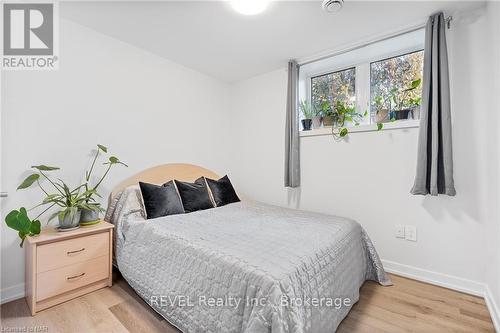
top-left (1, 273), bottom-right (495, 333)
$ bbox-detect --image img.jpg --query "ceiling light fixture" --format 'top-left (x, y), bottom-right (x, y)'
top-left (230, 0), bottom-right (269, 16)
top-left (322, 0), bottom-right (344, 13)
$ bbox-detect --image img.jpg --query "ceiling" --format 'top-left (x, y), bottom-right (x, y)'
top-left (61, 1), bottom-right (485, 82)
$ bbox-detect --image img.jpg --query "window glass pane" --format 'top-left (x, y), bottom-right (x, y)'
top-left (370, 50), bottom-right (424, 123)
top-left (311, 67), bottom-right (356, 118)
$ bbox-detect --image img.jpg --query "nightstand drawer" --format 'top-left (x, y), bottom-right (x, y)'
top-left (36, 255), bottom-right (109, 301)
top-left (37, 232), bottom-right (109, 273)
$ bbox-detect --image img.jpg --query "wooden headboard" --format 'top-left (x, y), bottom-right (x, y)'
top-left (111, 163), bottom-right (219, 198)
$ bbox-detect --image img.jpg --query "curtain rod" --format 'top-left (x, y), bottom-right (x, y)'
top-left (298, 16), bottom-right (452, 67)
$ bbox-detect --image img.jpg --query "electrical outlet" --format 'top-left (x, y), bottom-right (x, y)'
top-left (395, 225), bottom-right (405, 239)
top-left (405, 225), bottom-right (417, 242)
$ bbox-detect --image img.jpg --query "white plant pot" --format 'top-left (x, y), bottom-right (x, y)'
top-left (58, 209), bottom-right (81, 229)
top-left (312, 116), bottom-right (322, 129)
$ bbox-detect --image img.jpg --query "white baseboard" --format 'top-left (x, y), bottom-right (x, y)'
top-left (485, 285), bottom-right (500, 333)
top-left (382, 259), bottom-right (499, 332)
top-left (1, 282), bottom-right (25, 305)
top-left (382, 259), bottom-right (485, 296)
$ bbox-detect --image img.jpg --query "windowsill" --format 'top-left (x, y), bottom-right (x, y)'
top-left (299, 119), bottom-right (420, 138)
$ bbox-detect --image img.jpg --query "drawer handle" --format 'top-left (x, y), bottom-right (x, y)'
top-left (67, 248), bottom-right (85, 255)
top-left (67, 272), bottom-right (85, 280)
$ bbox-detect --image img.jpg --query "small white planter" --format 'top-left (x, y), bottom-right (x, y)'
top-left (312, 116), bottom-right (322, 129)
top-left (58, 209), bottom-right (81, 229)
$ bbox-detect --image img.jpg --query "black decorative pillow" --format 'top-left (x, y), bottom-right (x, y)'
top-left (174, 177), bottom-right (214, 213)
top-left (139, 181), bottom-right (184, 219)
top-left (205, 175), bottom-right (240, 207)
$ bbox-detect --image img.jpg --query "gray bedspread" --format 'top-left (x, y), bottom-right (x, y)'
top-left (106, 186), bottom-right (391, 333)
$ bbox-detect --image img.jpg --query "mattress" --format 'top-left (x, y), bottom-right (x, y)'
top-left (105, 186), bottom-right (391, 333)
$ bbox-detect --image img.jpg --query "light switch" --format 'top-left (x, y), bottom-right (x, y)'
top-left (395, 225), bottom-right (405, 239)
top-left (405, 225), bottom-right (417, 242)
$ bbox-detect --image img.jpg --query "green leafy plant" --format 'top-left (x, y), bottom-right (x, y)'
top-left (374, 95), bottom-right (387, 113)
top-left (335, 100), bottom-right (365, 125)
top-left (299, 100), bottom-right (315, 119)
top-left (330, 100), bottom-right (366, 139)
top-left (5, 208), bottom-right (40, 247)
top-left (8, 165), bottom-right (99, 246)
top-left (390, 78), bottom-right (422, 112)
top-left (319, 101), bottom-right (334, 117)
top-left (45, 185), bottom-right (100, 223)
top-left (4, 145), bottom-right (127, 246)
top-left (82, 144), bottom-right (128, 212)
top-left (373, 95), bottom-right (389, 130)
top-left (372, 78), bottom-right (421, 130)
top-left (408, 96), bottom-right (422, 108)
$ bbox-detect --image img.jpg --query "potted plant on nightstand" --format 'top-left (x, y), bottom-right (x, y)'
top-left (299, 99), bottom-right (314, 131)
top-left (80, 144), bottom-right (127, 225)
top-left (3, 145), bottom-right (127, 246)
top-left (5, 165), bottom-right (99, 245)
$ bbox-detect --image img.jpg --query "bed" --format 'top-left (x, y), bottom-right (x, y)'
top-left (105, 164), bottom-right (391, 333)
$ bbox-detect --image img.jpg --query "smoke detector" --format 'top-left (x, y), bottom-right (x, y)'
top-left (322, 0), bottom-right (344, 13)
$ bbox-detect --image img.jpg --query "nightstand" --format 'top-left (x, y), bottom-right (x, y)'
top-left (25, 221), bottom-right (114, 315)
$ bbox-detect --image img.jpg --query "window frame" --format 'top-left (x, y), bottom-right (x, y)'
top-left (309, 66), bottom-right (357, 116)
top-left (309, 65), bottom-right (358, 82)
top-left (302, 43), bottom-right (425, 134)
top-left (369, 48), bottom-right (425, 123)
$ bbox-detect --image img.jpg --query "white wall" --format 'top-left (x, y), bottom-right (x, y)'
top-left (1, 5), bottom-right (498, 327)
top-left (0, 19), bottom-right (229, 302)
top-left (226, 5), bottom-right (498, 300)
top-left (484, 1), bottom-right (500, 328)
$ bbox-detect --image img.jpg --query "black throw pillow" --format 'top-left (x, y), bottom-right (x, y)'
top-left (205, 175), bottom-right (240, 207)
top-left (139, 181), bottom-right (184, 219)
top-left (174, 177), bottom-right (214, 213)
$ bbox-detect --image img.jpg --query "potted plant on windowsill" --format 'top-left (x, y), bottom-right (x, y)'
top-left (409, 97), bottom-right (422, 120)
top-left (299, 99), bottom-right (314, 131)
top-left (311, 104), bottom-right (322, 129)
top-left (374, 95), bottom-right (389, 123)
top-left (389, 78), bottom-right (422, 120)
top-left (320, 101), bottom-right (335, 127)
top-left (330, 100), bottom-right (366, 139)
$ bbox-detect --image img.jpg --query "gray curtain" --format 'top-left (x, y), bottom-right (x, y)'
top-left (284, 60), bottom-right (300, 188)
top-left (411, 12), bottom-right (456, 196)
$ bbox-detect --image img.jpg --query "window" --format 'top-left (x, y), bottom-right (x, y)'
top-left (370, 50), bottom-right (424, 124)
top-left (311, 67), bottom-right (356, 114)
top-left (298, 28), bottom-right (425, 133)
